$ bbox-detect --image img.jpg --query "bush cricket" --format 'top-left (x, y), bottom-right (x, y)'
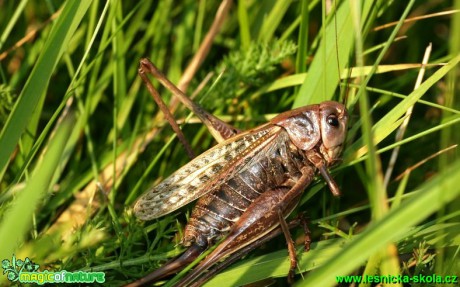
top-left (125, 59), bottom-right (348, 287)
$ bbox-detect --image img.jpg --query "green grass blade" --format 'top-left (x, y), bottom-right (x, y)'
top-left (0, 0), bottom-right (92, 179)
top-left (0, 112), bottom-right (74, 274)
top-left (237, 0), bottom-right (251, 49)
top-left (295, 0), bottom-right (309, 75)
top-left (347, 53), bottom-right (460, 160)
top-left (297, 158), bottom-right (460, 287)
top-left (293, 1), bottom-right (358, 106)
top-left (258, 0), bottom-right (292, 43)
top-left (0, 0), bottom-right (28, 51)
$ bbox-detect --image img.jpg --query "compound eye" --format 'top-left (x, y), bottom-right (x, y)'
top-left (327, 114), bottom-right (339, 127)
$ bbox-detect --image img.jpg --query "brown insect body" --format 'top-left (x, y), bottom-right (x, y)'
top-left (183, 102), bottom-right (346, 247)
top-left (129, 101), bottom-right (348, 287)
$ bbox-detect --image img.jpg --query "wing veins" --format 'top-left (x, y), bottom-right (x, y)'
top-left (134, 125), bottom-right (282, 220)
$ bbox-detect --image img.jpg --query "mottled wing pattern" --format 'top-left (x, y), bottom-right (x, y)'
top-left (237, 129), bottom-right (291, 176)
top-left (134, 124), bottom-right (283, 220)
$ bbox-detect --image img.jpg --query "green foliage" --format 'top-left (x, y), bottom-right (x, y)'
top-left (0, 85), bottom-right (15, 127)
top-left (0, 0), bottom-right (459, 286)
top-left (203, 40), bottom-right (297, 109)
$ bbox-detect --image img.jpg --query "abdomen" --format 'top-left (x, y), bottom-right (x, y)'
top-left (182, 132), bottom-right (306, 247)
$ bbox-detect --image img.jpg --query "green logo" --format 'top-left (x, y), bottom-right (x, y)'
top-left (2, 255), bottom-right (105, 285)
top-left (2, 255), bottom-right (39, 282)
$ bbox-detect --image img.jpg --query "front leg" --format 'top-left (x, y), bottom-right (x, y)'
top-left (277, 208), bottom-right (298, 284)
top-left (306, 149), bottom-right (341, 197)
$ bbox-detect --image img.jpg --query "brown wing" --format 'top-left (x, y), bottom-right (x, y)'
top-left (134, 124), bottom-right (283, 220)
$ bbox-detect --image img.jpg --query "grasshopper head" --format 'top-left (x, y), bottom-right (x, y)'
top-left (319, 101), bottom-right (348, 165)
